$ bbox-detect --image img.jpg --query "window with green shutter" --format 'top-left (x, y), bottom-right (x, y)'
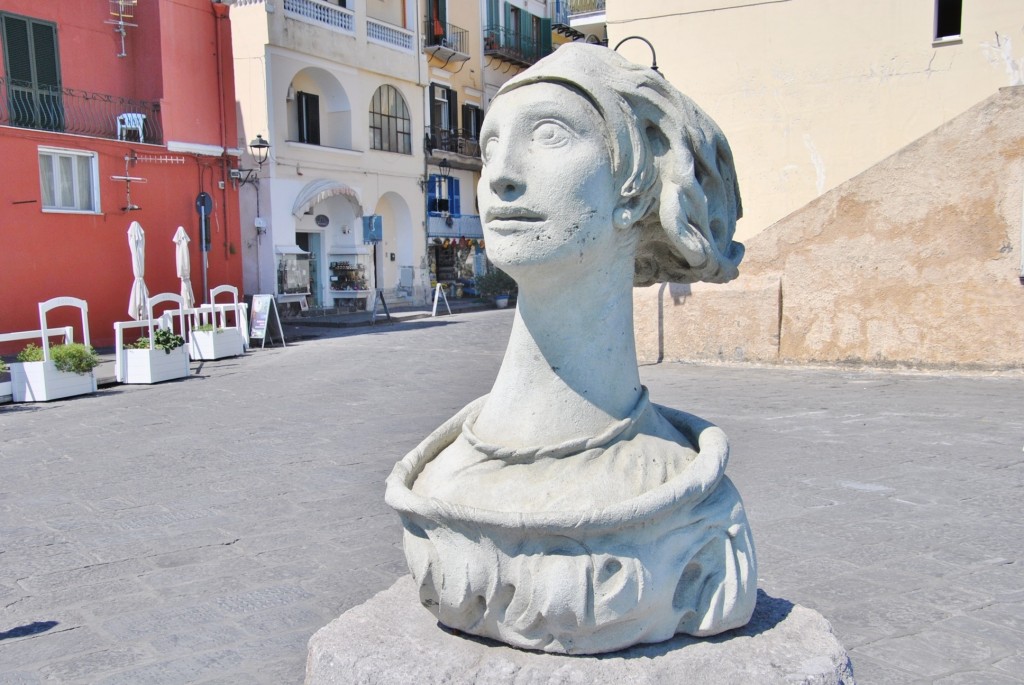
top-left (1, 13), bottom-right (63, 131)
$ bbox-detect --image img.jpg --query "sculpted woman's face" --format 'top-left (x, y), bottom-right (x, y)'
top-left (478, 82), bottom-right (620, 273)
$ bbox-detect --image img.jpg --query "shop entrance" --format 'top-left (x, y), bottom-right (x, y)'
top-left (296, 232), bottom-right (323, 307)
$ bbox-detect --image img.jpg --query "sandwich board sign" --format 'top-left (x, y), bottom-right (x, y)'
top-left (249, 294), bottom-right (286, 348)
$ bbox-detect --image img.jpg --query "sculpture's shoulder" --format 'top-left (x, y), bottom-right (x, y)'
top-left (408, 398), bottom-right (725, 513)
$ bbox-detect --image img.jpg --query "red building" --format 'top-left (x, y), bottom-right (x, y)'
top-left (0, 0), bottom-right (242, 351)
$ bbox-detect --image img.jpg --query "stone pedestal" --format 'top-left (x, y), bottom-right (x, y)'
top-left (305, 576), bottom-right (854, 685)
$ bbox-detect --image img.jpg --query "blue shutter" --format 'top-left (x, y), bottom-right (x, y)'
top-left (427, 173), bottom-right (438, 214)
top-left (450, 177), bottom-right (461, 216)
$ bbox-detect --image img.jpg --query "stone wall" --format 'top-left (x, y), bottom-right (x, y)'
top-left (635, 86), bottom-right (1024, 369)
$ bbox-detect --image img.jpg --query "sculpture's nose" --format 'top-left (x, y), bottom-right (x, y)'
top-left (486, 143), bottom-right (524, 199)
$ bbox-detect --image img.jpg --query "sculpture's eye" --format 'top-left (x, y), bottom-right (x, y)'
top-left (482, 136), bottom-right (499, 163)
top-left (533, 120), bottom-right (573, 148)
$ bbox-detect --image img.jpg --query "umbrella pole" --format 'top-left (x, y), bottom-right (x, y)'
top-left (201, 207), bottom-right (209, 303)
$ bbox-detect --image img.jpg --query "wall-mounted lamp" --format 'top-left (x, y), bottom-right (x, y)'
top-left (286, 84), bottom-right (296, 102)
top-left (230, 134), bottom-right (271, 187)
top-left (419, 157), bottom-right (451, 191)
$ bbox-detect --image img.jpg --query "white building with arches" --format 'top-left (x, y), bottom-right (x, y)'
top-left (228, 0), bottom-right (428, 309)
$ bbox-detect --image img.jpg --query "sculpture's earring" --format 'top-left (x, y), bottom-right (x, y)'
top-left (613, 207), bottom-right (632, 229)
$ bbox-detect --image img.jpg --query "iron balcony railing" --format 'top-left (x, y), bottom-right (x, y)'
top-left (568, 0), bottom-right (606, 14)
top-left (425, 125), bottom-right (480, 158)
top-left (0, 77), bottom-right (162, 144)
top-left (423, 18), bottom-right (469, 56)
top-left (483, 25), bottom-right (550, 67)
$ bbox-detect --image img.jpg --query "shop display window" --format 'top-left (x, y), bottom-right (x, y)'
top-left (329, 253), bottom-right (372, 293)
top-left (277, 253), bottom-right (310, 295)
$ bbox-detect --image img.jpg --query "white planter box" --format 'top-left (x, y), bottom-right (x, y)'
top-left (189, 329), bottom-right (245, 361)
top-left (10, 361), bottom-right (97, 402)
top-left (0, 379), bottom-right (11, 403)
top-left (123, 346), bottom-right (190, 384)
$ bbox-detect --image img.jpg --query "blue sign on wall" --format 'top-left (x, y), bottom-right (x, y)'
top-left (362, 215), bottom-right (382, 243)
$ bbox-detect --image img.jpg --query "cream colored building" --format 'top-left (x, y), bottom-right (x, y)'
top-left (229, 0), bottom-right (428, 309)
top-left (420, 0), bottom-right (486, 289)
top-left (608, 0), bottom-right (1024, 240)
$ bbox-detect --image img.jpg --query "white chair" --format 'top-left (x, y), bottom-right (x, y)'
top-left (116, 113), bottom-right (146, 142)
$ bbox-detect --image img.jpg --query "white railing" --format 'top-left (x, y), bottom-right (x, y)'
top-left (367, 18), bottom-right (413, 52)
top-left (283, 0), bottom-right (355, 34)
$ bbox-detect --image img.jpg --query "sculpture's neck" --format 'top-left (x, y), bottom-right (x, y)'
top-left (472, 263), bottom-right (643, 448)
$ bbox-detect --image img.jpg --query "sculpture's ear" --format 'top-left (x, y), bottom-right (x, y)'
top-left (613, 195), bottom-right (650, 230)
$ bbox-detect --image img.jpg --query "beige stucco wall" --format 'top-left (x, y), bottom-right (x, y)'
top-left (636, 87), bottom-right (1024, 369)
top-left (609, 0), bottom-right (1024, 241)
top-left (229, 0), bottom-right (427, 302)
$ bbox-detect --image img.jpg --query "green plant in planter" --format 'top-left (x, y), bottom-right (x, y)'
top-left (192, 323), bottom-right (222, 333)
top-left (475, 268), bottom-right (518, 299)
top-left (127, 328), bottom-right (185, 354)
top-left (17, 342), bottom-right (100, 375)
top-left (16, 343), bottom-right (44, 362)
top-left (0, 359), bottom-right (7, 374)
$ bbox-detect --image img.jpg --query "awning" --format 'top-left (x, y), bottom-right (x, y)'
top-left (426, 214), bottom-right (483, 239)
top-left (292, 179), bottom-right (363, 218)
top-left (274, 245), bottom-right (308, 255)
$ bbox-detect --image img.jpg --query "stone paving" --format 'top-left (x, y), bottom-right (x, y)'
top-left (1, 308), bottom-right (1023, 684)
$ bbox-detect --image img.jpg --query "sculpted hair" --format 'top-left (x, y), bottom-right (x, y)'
top-left (497, 43), bottom-right (744, 285)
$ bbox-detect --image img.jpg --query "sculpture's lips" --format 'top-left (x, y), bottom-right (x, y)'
top-left (485, 207), bottom-right (545, 223)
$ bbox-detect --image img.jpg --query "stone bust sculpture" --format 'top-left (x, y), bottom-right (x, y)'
top-left (386, 43), bottom-right (756, 655)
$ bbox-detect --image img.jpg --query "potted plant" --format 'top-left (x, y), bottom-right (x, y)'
top-left (11, 341), bottom-right (99, 402)
top-left (475, 268), bottom-right (518, 309)
top-left (189, 322), bottom-right (246, 361)
top-left (9, 296), bottom-right (98, 403)
top-left (122, 327), bottom-right (188, 384)
top-left (115, 293), bottom-right (191, 384)
top-left (187, 285), bottom-right (248, 361)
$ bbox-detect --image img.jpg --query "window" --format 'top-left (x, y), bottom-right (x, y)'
top-left (462, 104), bottom-right (483, 140)
top-left (1, 13), bottom-right (63, 131)
top-left (297, 91), bottom-right (320, 145)
top-left (427, 174), bottom-right (460, 215)
top-left (369, 84), bottom-right (412, 154)
top-left (431, 83), bottom-right (458, 137)
top-left (39, 147), bottom-right (99, 212)
top-left (934, 0), bottom-right (962, 41)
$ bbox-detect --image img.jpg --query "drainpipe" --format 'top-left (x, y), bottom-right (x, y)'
top-left (417, 0), bottom-right (430, 305)
top-left (213, 1), bottom-right (233, 281)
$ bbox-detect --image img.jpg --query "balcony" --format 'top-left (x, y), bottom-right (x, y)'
top-left (483, 25), bottom-right (551, 68)
top-left (423, 19), bottom-right (470, 63)
top-left (568, 0), bottom-right (606, 15)
top-left (0, 77), bottom-right (162, 144)
top-left (425, 125), bottom-right (480, 160)
top-left (367, 17), bottom-right (413, 52)
top-left (283, 0), bottom-right (355, 35)
top-left (552, 0), bottom-right (584, 40)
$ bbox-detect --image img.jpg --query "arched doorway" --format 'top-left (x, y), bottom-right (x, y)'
top-left (372, 192), bottom-right (415, 302)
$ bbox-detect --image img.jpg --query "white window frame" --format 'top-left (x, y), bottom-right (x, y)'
top-left (38, 146), bottom-right (100, 214)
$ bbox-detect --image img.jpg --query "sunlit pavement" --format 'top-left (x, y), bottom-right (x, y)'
top-left (2, 309), bottom-right (1022, 683)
